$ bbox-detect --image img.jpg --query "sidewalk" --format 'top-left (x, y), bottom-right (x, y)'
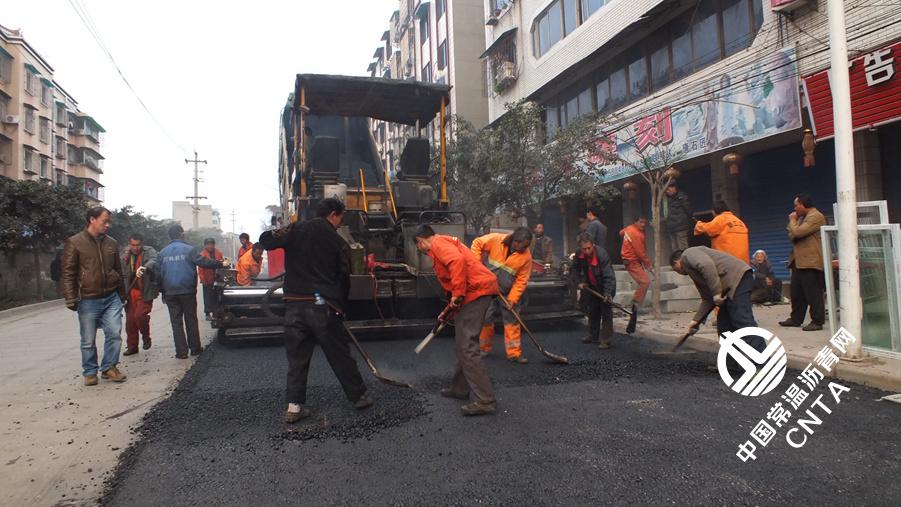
top-left (0, 293), bottom-right (216, 506)
top-left (614, 303), bottom-right (901, 393)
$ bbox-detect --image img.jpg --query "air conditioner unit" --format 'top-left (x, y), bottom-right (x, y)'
top-left (3, 115), bottom-right (19, 125)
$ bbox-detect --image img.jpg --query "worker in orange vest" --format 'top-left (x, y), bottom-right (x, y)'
top-left (694, 200), bottom-right (750, 263)
top-left (471, 227), bottom-right (533, 364)
top-left (236, 244), bottom-right (263, 286)
top-left (620, 216), bottom-right (652, 306)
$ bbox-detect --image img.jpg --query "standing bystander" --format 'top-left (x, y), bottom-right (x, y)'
top-left (198, 238), bottom-right (223, 320)
top-left (661, 182), bottom-right (693, 255)
top-left (122, 234), bottom-right (158, 355)
top-left (779, 193), bottom-right (827, 331)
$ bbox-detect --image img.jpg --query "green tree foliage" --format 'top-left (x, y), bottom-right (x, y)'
top-left (443, 118), bottom-right (506, 235)
top-left (107, 205), bottom-right (175, 250)
top-left (0, 179), bottom-right (88, 300)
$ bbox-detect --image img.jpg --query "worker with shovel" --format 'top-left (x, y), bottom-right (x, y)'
top-left (669, 247), bottom-right (765, 366)
top-left (471, 227), bottom-right (533, 365)
top-left (258, 198), bottom-right (373, 424)
top-left (620, 216), bottom-right (652, 308)
top-left (414, 225), bottom-right (500, 416)
top-left (572, 233), bottom-right (617, 349)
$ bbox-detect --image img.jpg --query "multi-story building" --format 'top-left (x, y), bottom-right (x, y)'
top-left (367, 0), bottom-right (489, 173)
top-left (172, 201), bottom-right (221, 231)
top-left (482, 0), bottom-right (901, 270)
top-left (0, 24), bottom-right (106, 202)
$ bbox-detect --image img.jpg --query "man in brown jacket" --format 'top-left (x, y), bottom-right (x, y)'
top-left (62, 206), bottom-right (128, 386)
top-left (779, 193), bottom-right (827, 331)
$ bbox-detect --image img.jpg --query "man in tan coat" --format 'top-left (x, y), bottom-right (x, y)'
top-left (779, 193), bottom-right (826, 331)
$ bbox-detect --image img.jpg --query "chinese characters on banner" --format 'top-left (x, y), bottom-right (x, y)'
top-left (735, 328), bottom-right (856, 462)
top-left (803, 42), bottom-right (900, 139)
top-left (596, 48), bottom-right (801, 184)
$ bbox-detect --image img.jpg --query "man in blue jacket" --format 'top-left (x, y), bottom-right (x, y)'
top-left (142, 225), bottom-right (229, 358)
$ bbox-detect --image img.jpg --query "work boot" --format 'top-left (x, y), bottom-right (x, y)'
top-left (802, 323), bottom-right (823, 332)
top-left (142, 338), bottom-right (152, 350)
top-left (581, 336), bottom-right (598, 344)
top-left (461, 400), bottom-right (497, 416)
top-left (101, 366), bottom-right (127, 382)
top-left (508, 355), bottom-right (529, 364)
top-left (175, 352), bottom-right (189, 359)
top-left (190, 347), bottom-right (204, 356)
top-left (285, 405), bottom-right (311, 424)
top-left (779, 319), bottom-right (800, 327)
top-left (84, 374), bottom-right (98, 386)
top-left (123, 347), bottom-right (139, 356)
top-left (353, 395), bottom-right (374, 410)
top-left (440, 388), bottom-right (469, 400)
top-left (598, 340), bottom-right (611, 350)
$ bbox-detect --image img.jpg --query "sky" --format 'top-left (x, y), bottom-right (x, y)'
top-left (4, 0), bottom-right (399, 237)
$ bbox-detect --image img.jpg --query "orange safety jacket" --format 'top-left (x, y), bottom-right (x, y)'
top-left (470, 233), bottom-right (532, 305)
top-left (198, 247), bottom-right (223, 285)
top-left (428, 235), bottom-right (499, 305)
top-left (236, 249), bottom-right (261, 286)
top-left (620, 224), bottom-right (651, 267)
top-left (694, 211), bottom-right (750, 263)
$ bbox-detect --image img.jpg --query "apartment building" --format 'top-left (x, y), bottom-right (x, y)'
top-left (0, 24), bottom-right (106, 202)
top-left (172, 201), bottom-right (221, 231)
top-left (482, 0), bottom-right (901, 272)
top-left (367, 0), bottom-right (489, 173)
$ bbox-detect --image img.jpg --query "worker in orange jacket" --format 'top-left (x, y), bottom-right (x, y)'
top-left (620, 216), bottom-right (652, 306)
top-left (236, 244), bottom-right (263, 286)
top-left (694, 200), bottom-right (750, 263)
top-left (414, 225), bottom-right (499, 416)
top-left (471, 227), bottom-right (533, 364)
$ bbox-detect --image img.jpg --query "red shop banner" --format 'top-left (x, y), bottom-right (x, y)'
top-left (803, 41), bottom-right (901, 139)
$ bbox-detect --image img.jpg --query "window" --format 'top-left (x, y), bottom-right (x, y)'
top-left (40, 156), bottom-right (49, 179)
top-left (722, 0), bottom-right (752, 57)
top-left (537, 14), bottom-right (551, 56)
top-left (56, 169), bottom-right (66, 186)
top-left (671, 17), bottom-right (692, 80)
top-left (545, 105), bottom-right (559, 140)
top-left (595, 78), bottom-right (610, 113)
top-left (0, 138), bottom-right (11, 166)
top-left (691, 0), bottom-right (721, 69)
top-left (649, 36), bottom-right (671, 91)
top-left (563, 96), bottom-right (578, 128)
top-left (608, 67), bottom-right (627, 110)
top-left (40, 117), bottom-right (51, 144)
top-left (436, 0), bottom-right (445, 19)
top-left (419, 12), bottom-right (429, 41)
top-left (581, 0), bottom-right (605, 19)
top-left (0, 51), bottom-right (11, 84)
top-left (41, 83), bottom-right (51, 106)
top-left (628, 51), bottom-right (649, 100)
top-left (25, 68), bottom-right (39, 95)
top-left (548, 2), bottom-right (563, 50)
top-left (68, 145), bottom-right (79, 163)
top-left (422, 63), bottom-right (431, 83)
top-left (0, 94), bottom-right (8, 119)
top-left (563, 0), bottom-right (579, 36)
top-left (56, 137), bottom-right (66, 158)
top-left (437, 41), bottom-right (447, 70)
top-left (22, 148), bottom-right (35, 173)
top-left (578, 87), bottom-right (593, 116)
top-left (24, 107), bottom-right (36, 133)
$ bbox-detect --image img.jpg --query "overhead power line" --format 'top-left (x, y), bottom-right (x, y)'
top-left (66, 0), bottom-right (188, 154)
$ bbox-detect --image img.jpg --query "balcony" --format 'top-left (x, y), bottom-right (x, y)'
top-left (68, 175), bottom-right (104, 202)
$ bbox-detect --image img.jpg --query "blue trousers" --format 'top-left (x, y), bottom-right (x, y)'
top-left (77, 292), bottom-right (123, 376)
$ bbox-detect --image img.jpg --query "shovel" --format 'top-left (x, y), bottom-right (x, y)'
top-left (414, 304), bottom-right (454, 354)
top-left (498, 294), bottom-right (569, 364)
top-left (581, 286), bottom-right (638, 334)
top-left (652, 305), bottom-right (717, 356)
top-left (339, 321), bottom-right (413, 388)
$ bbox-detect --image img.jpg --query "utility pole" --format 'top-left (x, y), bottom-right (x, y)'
top-left (185, 150), bottom-right (208, 231)
top-left (827, 0), bottom-right (862, 358)
top-left (230, 209), bottom-right (237, 260)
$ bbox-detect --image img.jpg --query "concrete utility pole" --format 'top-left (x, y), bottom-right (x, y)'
top-left (184, 150), bottom-right (208, 231)
top-left (827, 0), bottom-right (862, 358)
top-left (230, 209), bottom-right (237, 260)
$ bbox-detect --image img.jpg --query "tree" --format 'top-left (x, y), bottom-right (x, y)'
top-left (442, 117), bottom-right (506, 235)
top-left (0, 179), bottom-right (88, 300)
top-left (107, 206), bottom-right (176, 250)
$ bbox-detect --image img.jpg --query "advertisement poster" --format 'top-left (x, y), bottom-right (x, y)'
top-left (597, 47), bottom-right (801, 183)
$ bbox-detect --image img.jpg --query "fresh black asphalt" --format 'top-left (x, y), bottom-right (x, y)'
top-left (102, 322), bottom-right (901, 506)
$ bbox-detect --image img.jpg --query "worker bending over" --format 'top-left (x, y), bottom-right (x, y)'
top-left (236, 244), bottom-right (264, 286)
top-left (471, 227), bottom-right (533, 364)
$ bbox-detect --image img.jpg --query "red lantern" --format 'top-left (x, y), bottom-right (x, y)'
top-left (623, 181), bottom-right (638, 199)
top-left (723, 152), bottom-right (743, 176)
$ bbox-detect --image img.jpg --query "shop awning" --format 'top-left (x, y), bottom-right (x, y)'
top-left (479, 27), bottom-right (517, 59)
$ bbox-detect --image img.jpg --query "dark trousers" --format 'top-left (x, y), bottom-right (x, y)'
top-left (719, 272), bottom-right (766, 371)
top-left (201, 283), bottom-right (216, 315)
top-left (283, 301), bottom-right (366, 405)
top-left (790, 268), bottom-right (826, 325)
top-left (164, 293), bottom-right (202, 356)
top-left (580, 291), bottom-right (613, 342)
top-left (450, 295), bottom-right (496, 404)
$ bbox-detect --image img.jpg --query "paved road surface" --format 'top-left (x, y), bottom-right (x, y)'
top-left (103, 324), bottom-right (901, 506)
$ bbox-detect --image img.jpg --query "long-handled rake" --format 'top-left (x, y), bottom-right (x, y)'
top-left (498, 294), bottom-right (569, 364)
top-left (581, 286), bottom-right (639, 334)
top-left (342, 322), bottom-right (413, 388)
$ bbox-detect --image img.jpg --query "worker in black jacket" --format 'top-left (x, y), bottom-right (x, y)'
top-left (258, 198), bottom-right (371, 423)
top-left (571, 233), bottom-right (617, 349)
